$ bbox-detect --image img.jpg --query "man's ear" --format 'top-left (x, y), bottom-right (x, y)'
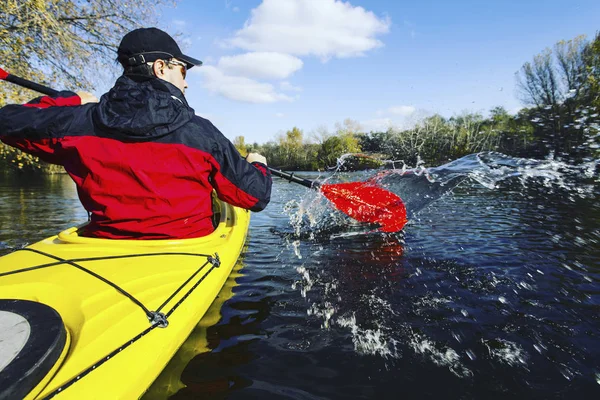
top-left (152, 60), bottom-right (166, 78)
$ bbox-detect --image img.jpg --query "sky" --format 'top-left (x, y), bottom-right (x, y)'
top-left (156, 0), bottom-right (600, 144)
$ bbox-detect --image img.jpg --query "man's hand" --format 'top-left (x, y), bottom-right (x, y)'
top-left (76, 91), bottom-right (99, 105)
top-left (246, 152), bottom-right (267, 165)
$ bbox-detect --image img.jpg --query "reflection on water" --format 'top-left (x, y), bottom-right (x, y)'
top-left (0, 173), bottom-right (87, 252)
top-left (1, 152), bottom-right (599, 399)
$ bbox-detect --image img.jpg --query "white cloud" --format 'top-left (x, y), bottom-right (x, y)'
top-left (275, 112), bottom-right (285, 118)
top-left (280, 81), bottom-right (302, 92)
top-left (388, 105), bottom-right (416, 116)
top-left (366, 106), bottom-right (421, 131)
top-left (226, 0), bottom-right (390, 60)
top-left (173, 19), bottom-right (187, 27)
top-left (360, 118), bottom-right (400, 133)
top-left (218, 52), bottom-right (303, 80)
top-left (233, 7), bottom-right (240, 12)
top-left (377, 105), bottom-right (416, 117)
top-left (195, 66), bottom-right (293, 104)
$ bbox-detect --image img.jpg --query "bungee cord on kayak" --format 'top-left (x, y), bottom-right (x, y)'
top-left (0, 247), bottom-right (218, 325)
top-left (0, 245), bottom-right (223, 398)
top-left (41, 257), bottom-right (225, 400)
top-left (155, 253), bottom-right (221, 317)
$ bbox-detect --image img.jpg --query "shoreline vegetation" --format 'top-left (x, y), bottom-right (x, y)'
top-left (235, 33), bottom-right (599, 171)
top-left (1, 7), bottom-right (598, 173)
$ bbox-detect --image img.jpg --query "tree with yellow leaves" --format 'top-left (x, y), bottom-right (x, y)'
top-left (0, 0), bottom-right (178, 172)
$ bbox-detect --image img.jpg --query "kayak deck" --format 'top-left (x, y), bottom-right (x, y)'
top-left (0, 201), bottom-right (250, 399)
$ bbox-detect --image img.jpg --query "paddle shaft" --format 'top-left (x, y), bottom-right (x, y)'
top-left (267, 167), bottom-right (319, 189)
top-left (0, 68), bottom-right (59, 97)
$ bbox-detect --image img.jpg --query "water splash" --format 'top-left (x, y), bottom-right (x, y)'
top-left (408, 332), bottom-right (473, 378)
top-left (483, 338), bottom-right (528, 367)
top-left (286, 151), bottom-right (599, 385)
top-left (336, 314), bottom-right (398, 359)
top-left (286, 152), bottom-right (599, 235)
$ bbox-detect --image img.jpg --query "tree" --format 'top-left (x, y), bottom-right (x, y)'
top-left (1, 0), bottom-right (178, 103)
top-left (318, 133), bottom-right (361, 168)
top-left (516, 35), bottom-right (594, 157)
top-left (233, 136), bottom-right (249, 156)
top-left (309, 125), bottom-right (332, 144)
top-left (1, 0), bottom-right (178, 171)
top-left (581, 32), bottom-right (600, 110)
top-left (334, 118), bottom-right (363, 136)
top-left (554, 36), bottom-right (588, 100)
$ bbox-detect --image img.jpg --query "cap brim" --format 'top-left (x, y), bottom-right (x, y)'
top-left (179, 54), bottom-right (203, 69)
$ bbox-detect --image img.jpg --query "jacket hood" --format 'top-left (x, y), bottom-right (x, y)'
top-left (93, 75), bottom-right (195, 140)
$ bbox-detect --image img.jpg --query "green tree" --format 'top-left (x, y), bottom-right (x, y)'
top-left (582, 32), bottom-right (600, 110)
top-left (285, 126), bottom-right (304, 166)
top-left (317, 133), bottom-right (361, 168)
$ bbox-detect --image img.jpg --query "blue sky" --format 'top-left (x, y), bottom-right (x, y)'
top-left (158, 0), bottom-right (600, 144)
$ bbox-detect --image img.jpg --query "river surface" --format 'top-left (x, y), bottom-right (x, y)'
top-left (1, 152), bottom-right (599, 399)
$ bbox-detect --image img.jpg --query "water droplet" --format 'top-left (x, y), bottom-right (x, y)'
top-left (466, 349), bottom-right (476, 360)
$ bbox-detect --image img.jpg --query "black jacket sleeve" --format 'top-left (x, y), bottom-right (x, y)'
top-left (0, 92), bottom-right (85, 164)
top-left (201, 119), bottom-right (272, 212)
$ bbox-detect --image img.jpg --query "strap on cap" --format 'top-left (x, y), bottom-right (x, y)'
top-left (123, 52), bottom-right (175, 66)
top-left (126, 54), bottom-right (146, 66)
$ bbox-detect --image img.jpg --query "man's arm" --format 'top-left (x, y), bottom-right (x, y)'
top-left (205, 124), bottom-right (272, 212)
top-left (0, 91), bottom-right (97, 164)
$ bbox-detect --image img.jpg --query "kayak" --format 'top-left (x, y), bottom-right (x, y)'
top-left (0, 199), bottom-right (250, 399)
top-left (142, 257), bottom-right (243, 399)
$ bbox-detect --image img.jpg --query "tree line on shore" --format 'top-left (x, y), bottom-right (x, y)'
top-left (236, 33), bottom-right (599, 170)
top-left (1, 1), bottom-right (598, 173)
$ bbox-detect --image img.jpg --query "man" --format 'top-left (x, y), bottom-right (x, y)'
top-left (0, 28), bottom-right (271, 239)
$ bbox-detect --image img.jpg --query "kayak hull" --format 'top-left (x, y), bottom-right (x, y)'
top-left (0, 201), bottom-right (250, 399)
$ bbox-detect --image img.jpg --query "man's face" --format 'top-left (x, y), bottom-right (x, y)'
top-left (154, 59), bottom-right (188, 95)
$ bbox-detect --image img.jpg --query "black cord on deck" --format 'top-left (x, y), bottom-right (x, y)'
top-left (1, 246), bottom-right (223, 398)
top-left (0, 251), bottom-right (212, 279)
top-left (19, 248), bottom-right (155, 319)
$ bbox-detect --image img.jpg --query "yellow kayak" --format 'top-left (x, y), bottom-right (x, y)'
top-left (0, 200), bottom-right (250, 399)
top-left (142, 256), bottom-right (244, 399)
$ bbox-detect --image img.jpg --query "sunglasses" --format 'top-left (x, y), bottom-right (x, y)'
top-left (166, 59), bottom-right (187, 79)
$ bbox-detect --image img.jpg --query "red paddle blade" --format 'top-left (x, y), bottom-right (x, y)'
top-left (320, 182), bottom-right (407, 232)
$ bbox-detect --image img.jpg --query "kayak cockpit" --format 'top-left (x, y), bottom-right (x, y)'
top-left (0, 299), bottom-right (70, 400)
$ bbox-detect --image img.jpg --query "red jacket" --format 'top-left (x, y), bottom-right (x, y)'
top-left (0, 76), bottom-right (271, 239)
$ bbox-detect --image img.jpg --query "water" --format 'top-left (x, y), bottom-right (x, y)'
top-left (1, 153), bottom-right (599, 399)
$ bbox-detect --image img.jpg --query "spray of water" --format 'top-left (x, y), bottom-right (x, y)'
top-left (287, 151), bottom-right (598, 377)
top-left (287, 151), bottom-right (599, 236)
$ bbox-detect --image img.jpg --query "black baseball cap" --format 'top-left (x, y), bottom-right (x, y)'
top-left (117, 27), bottom-right (202, 69)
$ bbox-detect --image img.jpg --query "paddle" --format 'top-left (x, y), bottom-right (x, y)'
top-left (0, 68), bottom-right (58, 97)
top-left (268, 167), bottom-right (407, 232)
top-left (0, 67), bottom-right (408, 232)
